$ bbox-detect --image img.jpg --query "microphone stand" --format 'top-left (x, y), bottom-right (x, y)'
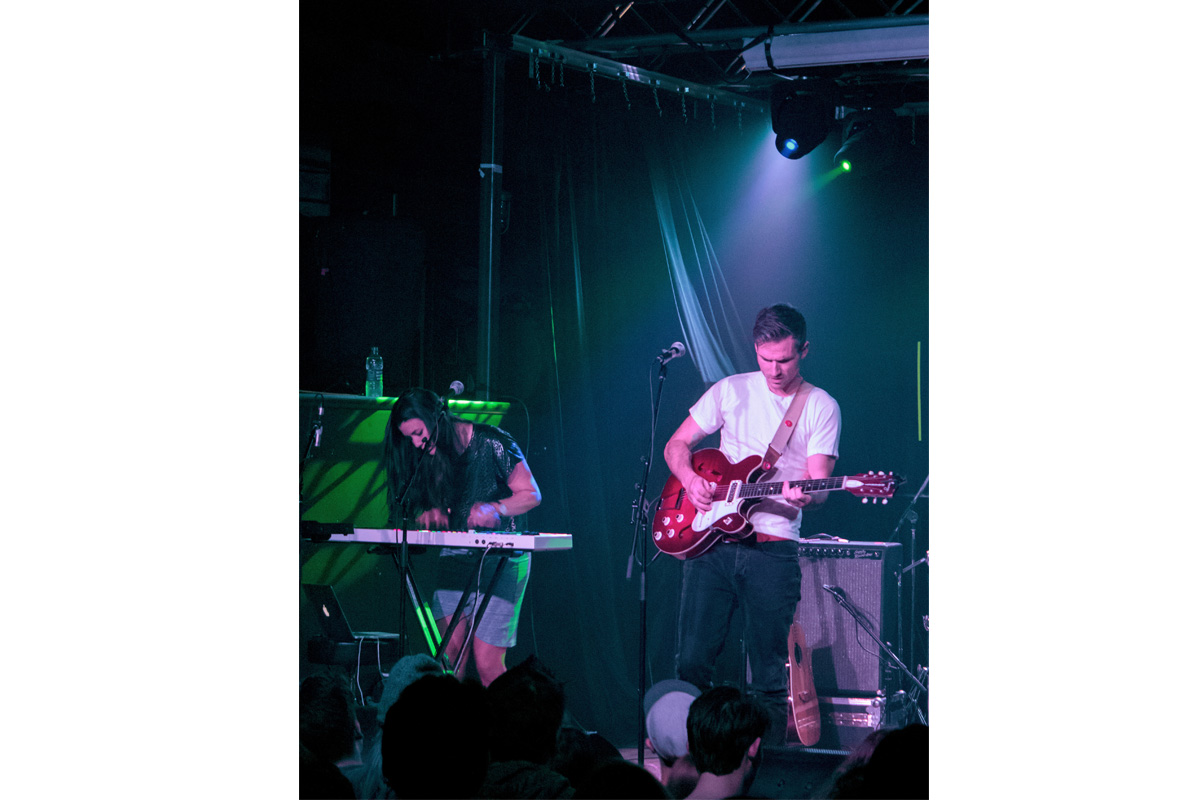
top-left (885, 475), bottom-right (929, 680)
top-left (393, 419), bottom-right (439, 658)
top-left (299, 394), bottom-right (324, 507)
top-left (300, 395), bottom-right (324, 600)
top-left (822, 587), bottom-right (927, 725)
top-left (630, 355), bottom-right (673, 767)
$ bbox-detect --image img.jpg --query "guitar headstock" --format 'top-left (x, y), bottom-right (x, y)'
top-left (845, 471), bottom-right (903, 504)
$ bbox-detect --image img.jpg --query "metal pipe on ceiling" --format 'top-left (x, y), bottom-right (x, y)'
top-left (497, 31), bottom-right (769, 114)
top-left (559, 14), bottom-right (928, 56)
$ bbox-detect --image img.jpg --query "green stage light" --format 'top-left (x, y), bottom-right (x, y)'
top-left (833, 109), bottom-right (901, 176)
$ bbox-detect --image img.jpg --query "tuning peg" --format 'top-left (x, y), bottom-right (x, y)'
top-left (862, 497), bottom-right (868, 504)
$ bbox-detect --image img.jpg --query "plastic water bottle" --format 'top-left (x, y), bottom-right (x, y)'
top-left (365, 347), bottom-right (384, 397)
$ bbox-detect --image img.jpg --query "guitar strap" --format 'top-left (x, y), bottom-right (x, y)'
top-left (761, 382), bottom-right (813, 472)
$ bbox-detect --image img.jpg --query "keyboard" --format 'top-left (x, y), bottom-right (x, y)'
top-left (310, 527), bottom-right (573, 552)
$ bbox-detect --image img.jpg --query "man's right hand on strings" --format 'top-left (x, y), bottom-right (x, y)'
top-left (687, 474), bottom-right (716, 513)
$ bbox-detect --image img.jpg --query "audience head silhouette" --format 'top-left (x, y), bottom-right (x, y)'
top-left (377, 654), bottom-right (446, 725)
top-left (684, 685), bottom-right (769, 799)
top-left (475, 655), bottom-right (575, 798)
top-left (486, 654), bottom-right (566, 765)
top-left (381, 673), bottom-right (490, 799)
top-left (299, 673), bottom-right (359, 799)
top-left (687, 685), bottom-right (769, 776)
top-left (826, 723), bottom-right (929, 799)
top-left (551, 727), bottom-right (624, 790)
top-left (574, 759), bottom-right (671, 799)
top-left (300, 673), bottom-right (358, 765)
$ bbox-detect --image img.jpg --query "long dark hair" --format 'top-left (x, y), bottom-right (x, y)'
top-left (383, 388), bottom-right (467, 523)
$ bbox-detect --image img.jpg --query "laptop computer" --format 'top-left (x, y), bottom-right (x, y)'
top-left (303, 583), bottom-right (398, 642)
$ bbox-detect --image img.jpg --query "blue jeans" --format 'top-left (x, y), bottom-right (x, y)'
top-left (676, 539), bottom-right (801, 746)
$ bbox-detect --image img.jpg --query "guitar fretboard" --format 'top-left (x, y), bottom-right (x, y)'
top-left (732, 476), bottom-right (846, 499)
top-left (681, 476), bottom-right (848, 501)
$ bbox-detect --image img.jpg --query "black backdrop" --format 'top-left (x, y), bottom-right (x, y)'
top-left (300, 12), bottom-right (928, 746)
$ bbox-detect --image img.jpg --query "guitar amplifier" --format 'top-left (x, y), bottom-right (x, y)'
top-left (796, 540), bottom-right (901, 698)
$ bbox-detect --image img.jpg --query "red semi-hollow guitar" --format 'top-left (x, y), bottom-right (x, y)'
top-left (652, 448), bottom-right (901, 559)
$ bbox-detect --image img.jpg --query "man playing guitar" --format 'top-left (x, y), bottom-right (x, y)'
top-left (663, 303), bottom-right (841, 747)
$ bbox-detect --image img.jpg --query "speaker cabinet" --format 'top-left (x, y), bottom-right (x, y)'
top-left (796, 541), bottom-right (901, 698)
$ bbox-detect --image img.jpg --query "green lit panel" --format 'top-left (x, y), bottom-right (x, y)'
top-left (300, 400), bottom-right (390, 526)
top-left (448, 398), bottom-right (511, 426)
top-left (301, 539), bottom-right (381, 585)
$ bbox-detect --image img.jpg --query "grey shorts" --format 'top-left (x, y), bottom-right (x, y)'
top-left (431, 548), bottom-right (531, 648)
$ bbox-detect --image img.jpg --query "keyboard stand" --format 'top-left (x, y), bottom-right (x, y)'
top-left (436, 552), bottom-right (510, 675)
top-left (400, 558), bottom-right (442, 660)
top-left (359, 542), bottom-right (510, 672)
top-left (302, 525), bottom-right (563, 673)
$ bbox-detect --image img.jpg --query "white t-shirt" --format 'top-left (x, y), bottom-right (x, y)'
top-left (689, 371), bottom-right (841, 541)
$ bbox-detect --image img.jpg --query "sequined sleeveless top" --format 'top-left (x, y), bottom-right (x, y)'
top-left (448, 424), bottom-right (524, 531)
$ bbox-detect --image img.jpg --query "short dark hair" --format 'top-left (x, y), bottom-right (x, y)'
top-left (382, 674), bottom-right (491, 799)
top-left (686, 686), bottom-right (769, 776)
top-left (486, 655), bottom-right (566, 764)
top-left (752, 304), bottom-right (807, 347)
top-left (550, 728), bottom-right (623, 790)
top-left (299, 673), bottom-right (358, 764)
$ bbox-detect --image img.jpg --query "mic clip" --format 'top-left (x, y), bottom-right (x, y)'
top-left (657, 342), bottom-right (686, 364)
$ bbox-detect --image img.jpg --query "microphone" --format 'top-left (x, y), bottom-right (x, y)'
top-left (441, 381), bottom-right (465, 407)
top-left (313, 395), bottom-right (324, 448)
top-left (822, 584), bottom-right (845, 598)
top-left (657, 341), bottom-right (687, 364)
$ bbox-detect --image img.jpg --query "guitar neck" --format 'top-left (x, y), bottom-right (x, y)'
top-left (732, 476), bottom-right (846, 499)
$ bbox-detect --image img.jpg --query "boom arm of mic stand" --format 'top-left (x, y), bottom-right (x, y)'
top-left (886, 473), bottom-right (929, 542)
top-left (300, 422), bottom-right (322, 502)
top-left (826, 590), bottom-right (928, 694)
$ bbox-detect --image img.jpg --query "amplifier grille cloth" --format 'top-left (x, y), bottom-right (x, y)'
top-left (796, 542), bottom-right (900, 697)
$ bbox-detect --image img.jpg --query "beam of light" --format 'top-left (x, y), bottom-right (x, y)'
top-left (699, 122), bottom-right (859, 309)
top-left (712, 125), bottom-right (826, 287)
top-left (813, 165), bottom-right (846, 191)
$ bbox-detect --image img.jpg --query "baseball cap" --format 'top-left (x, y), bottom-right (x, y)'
top-left (643, 679), bottom-right (701, 761)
